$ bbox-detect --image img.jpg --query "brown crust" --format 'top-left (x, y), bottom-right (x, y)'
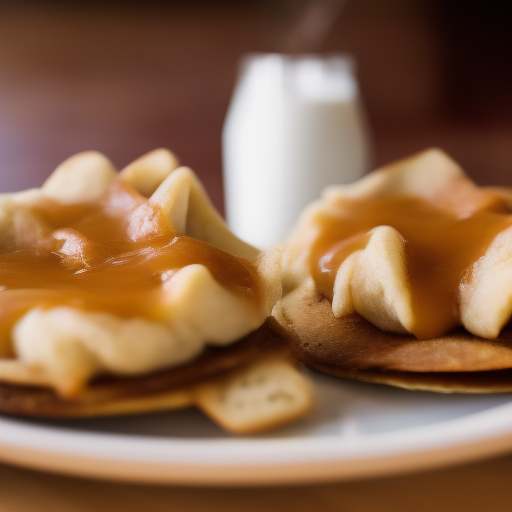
top-left (309, 366), bottom-right (512, 394)
top-left (275, 283), bottom-right (512, 392)
top-left (0, 318), bottom-right (290, 417)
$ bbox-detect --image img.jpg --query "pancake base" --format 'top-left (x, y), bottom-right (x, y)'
top-left (0, 318), bottom-right (289, 417)
top-left (309, 366), bottom-right (512, 394)
top-left (275, 283), bottom-right (512, 393)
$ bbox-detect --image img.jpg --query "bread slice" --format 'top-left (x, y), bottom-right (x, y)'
top-left (195, 357), bottom-right (313, 434)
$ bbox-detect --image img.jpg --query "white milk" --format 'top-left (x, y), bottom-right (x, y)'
top-left (222, 54), bottom-right (372, 248)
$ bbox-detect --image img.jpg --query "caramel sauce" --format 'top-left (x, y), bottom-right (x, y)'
top-left (0, 183), bottom-right (259, 356)
top-left (313, 189), bottom-right (512, 339)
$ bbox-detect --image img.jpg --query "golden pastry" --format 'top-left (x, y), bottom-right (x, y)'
top-left (275, 148), bottom-right (512, 392)
top-left (0, 149), bottom-right (312, 433)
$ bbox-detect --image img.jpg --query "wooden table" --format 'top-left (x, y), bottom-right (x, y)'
top-left (1, 453), bottom-right (512, 512)
top-left (0, 2), bottom-right (511, 510)
top-left (1, 1), bottom-right (510, 207)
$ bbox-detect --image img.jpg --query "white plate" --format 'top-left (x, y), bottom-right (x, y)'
top-left (1, 368), bottom-right (512, 485)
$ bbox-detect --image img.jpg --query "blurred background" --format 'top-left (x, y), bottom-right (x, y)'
top-left (0, 0), bottom-right (510, 213)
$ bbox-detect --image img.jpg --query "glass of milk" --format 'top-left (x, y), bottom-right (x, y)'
top-left (222, 53), bottom-right (372, 248)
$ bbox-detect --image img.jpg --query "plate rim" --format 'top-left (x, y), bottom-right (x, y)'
top-left (1, 398), bottom-right (512, 485)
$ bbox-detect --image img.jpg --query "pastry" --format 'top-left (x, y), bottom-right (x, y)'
top-left (275, 148), bottom-right (512, 392)
top-left (0, 149), bottom-right (312, 433)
